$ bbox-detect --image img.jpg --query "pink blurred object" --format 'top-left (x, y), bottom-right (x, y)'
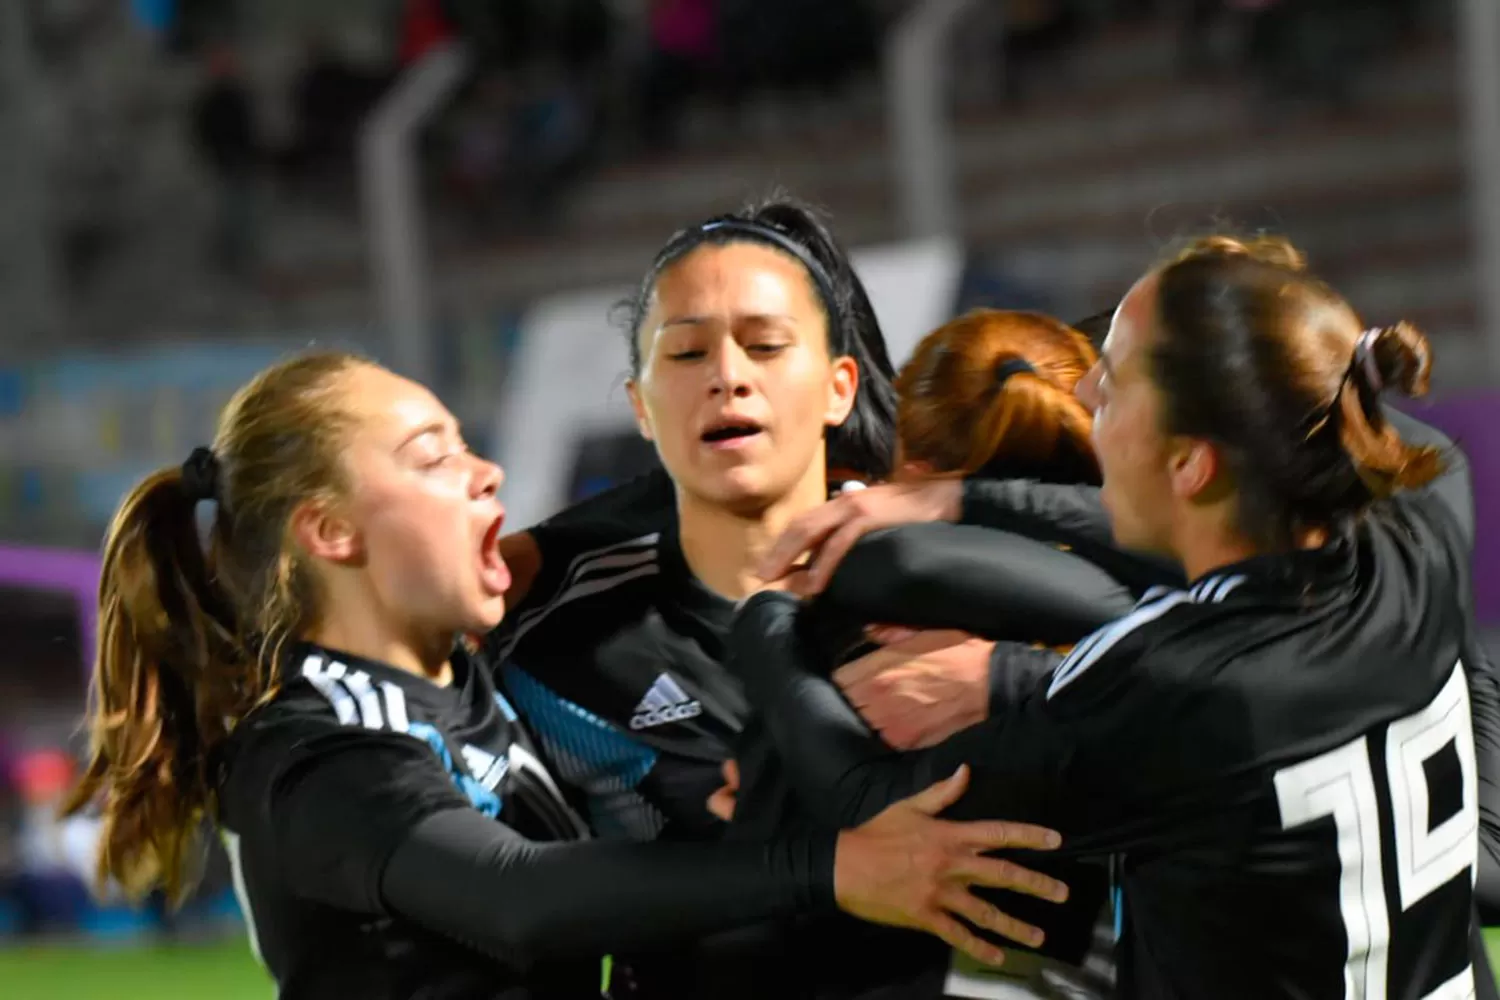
top-left (14, 749), bottom-right (76, 804)
top-left (650, 0), bottom-right (716, 60)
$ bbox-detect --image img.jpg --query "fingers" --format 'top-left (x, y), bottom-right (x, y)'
top-left (865, 624), bottom-right (920, 647)
top-left (904, 765), bottom-right (970, 816)
top-left (783, 568), bottom-right (817, 598)
top-left (721, 758), bottom-right (739, 791)
top-left (938, 886), bottom-right (1046, 950)
top-left (951, 853), bottom-right (1070, 904)
top-left (832, 647), bottom-right (898, 692)
top-left (927, 912), bottom-right (1009, 968)
top-left (706, 785), bottom-right (736, 822)
top-left (758, 502), bottom-right (848, 582)
top-left (954, 819), bottom-right (1064, 854)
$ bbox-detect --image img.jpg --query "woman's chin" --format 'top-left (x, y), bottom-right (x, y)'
top-left (690, 468), bottom-right (781, 511)
top-left (471, 593), bottom-right (507, 633)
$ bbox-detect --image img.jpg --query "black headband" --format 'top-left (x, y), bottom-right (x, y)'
top-left (680, 218), bottom-right (844, 346)
top-left (181, 446), bottom-right (220, 504)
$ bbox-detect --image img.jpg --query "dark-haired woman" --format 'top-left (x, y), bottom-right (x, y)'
top-left (491, 211), bottom-right (1150, 996)
top-left (747, 235), bottom-right (1494, 999)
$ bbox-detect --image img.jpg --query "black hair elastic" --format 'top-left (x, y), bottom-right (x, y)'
top-left (1351, 328), bottom-right (1385, 394)
top-left (994, 357), bottom-right (1036, 389)
top-left (180, 446), bottom-right (220, 504)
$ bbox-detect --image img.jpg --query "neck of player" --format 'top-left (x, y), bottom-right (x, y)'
top-left (676, 471), bottom-right (830, 602)
top-left (1173, 501), bottom-right (1329, 584)
top-left (305, 595), bottom-right (456, 686)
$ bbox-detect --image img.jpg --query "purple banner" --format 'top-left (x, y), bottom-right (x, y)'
top-left (0, 544), bottom-right (99, 674)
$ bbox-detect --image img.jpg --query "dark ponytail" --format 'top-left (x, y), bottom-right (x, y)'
top-left (63, 350), bottom-right (364, 904)
top-left (619, 196), bottom-right (898, 480)
top-left (62, 467), bottom-right (244, 905)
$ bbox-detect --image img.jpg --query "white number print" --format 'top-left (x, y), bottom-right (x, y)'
top-left (1274, 663), bottom-right (1478, 1000)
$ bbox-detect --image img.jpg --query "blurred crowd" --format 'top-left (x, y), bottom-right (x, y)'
top-left (177, 0), bottom-right (1429, 281)
top-left (0, 745), bottom-right (240, 943)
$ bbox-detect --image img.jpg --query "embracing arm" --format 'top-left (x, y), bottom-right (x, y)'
top-left (248, 728), bottom-right (834, 970)
top-left (959, 481), bottom-right (1180, 594)
top-left (729, 593), bottom-right (1110, 963)
top-left (731, 593), bottom-right (1071, 832)
top-left (817, 523), bottom-right (1138, 647)
top-left (226, 704), bottom-right (1066, 971)
top-left (381, 809), bottom-right (831, 965)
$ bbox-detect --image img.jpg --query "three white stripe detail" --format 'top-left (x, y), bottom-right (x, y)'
top-left (1046, 573), bottom-right (1248, 700)
top-left (495, 533), bottom-right (661, 661)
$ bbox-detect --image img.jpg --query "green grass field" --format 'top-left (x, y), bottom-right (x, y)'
top-left (4, 931), bottom-right (1500, 999)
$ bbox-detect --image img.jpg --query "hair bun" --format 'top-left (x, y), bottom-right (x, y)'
top-left (1365, 321), bottom-right (1432, 399)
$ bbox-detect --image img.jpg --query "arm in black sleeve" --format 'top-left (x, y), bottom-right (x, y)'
top-left (816, 523), bottom-right (1138, 646)
top-left (380, 809), bottom-right (833, 967)
top-left (729, 594), bottom-right (1113, 964)
top-left (1386, 409), bottom-right (1491, 913)
top-left (237, 713), bottom-right (834, 971)
top-left (958, 480), bottom-right (1181, 594)
top-left (1465, 637), bottom-right (1500, 924)
top-left (730, 592), bottom-right (1066, 831)
top-left (730, 591), bottom-right (1224, 853)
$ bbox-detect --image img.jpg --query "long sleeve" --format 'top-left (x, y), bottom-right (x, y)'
top-left (728, 593), bottom-right (1112, 964)
top-left (816, 523), bottom-right (1138, 647)
top-left (957, 480), bottom-right (1180, 594)
top-left (955, 405), bottom-right (1468, 589)
top-left (731, 592), bottom-right (1091, 834)
top-left (1470, 637), bottom-right (1500, 924)
top-left (225, 705), bottom-right (835, 972)
top-left (380, 808), bottom-right (834, 969)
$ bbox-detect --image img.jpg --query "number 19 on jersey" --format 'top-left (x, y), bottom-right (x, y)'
top-left (1275, 663), bottom-right (1478, 1000)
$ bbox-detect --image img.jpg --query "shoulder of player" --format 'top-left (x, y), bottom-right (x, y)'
top-left (1046, 574), bottom-right (1253, 699)
top-left (492, 529), bottom-right (666, 660)
top-left (232, 653), bottom-right (456, 755)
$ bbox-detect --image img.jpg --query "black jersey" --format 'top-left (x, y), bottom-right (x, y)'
top-left (492, 473), bottom-right (1138, 998)
top-left (491, 480), bottom-right (741, 842)
top-left (217, 643), bottom-right (593, 999)
top-left (733, 464), bottom-right (1484, 998)
top-left (216, 641), bottom-right (837, 1000)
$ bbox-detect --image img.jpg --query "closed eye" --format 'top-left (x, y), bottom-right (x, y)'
top-left (425, 444), bottom-right (472, 469)
top-left (667, 350), bottom-right (706, 361)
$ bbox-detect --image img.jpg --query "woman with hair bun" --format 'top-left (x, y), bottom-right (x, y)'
top-left (745, 234), bottom-right (1495, 999)
top-left (894, 309), bottom-right (1099, 486)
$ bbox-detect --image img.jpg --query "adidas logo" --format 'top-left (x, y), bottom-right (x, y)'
top-left (630, 673), bottom-right (702, 730)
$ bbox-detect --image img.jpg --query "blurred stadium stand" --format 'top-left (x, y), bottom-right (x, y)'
top-left (2, 3), bottom-right (1498, 992)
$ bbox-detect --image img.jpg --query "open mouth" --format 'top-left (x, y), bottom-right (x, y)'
top-left (478, 513), bottom-right (510, 594)
top-left (701, 419), bottom-right (765, 446)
